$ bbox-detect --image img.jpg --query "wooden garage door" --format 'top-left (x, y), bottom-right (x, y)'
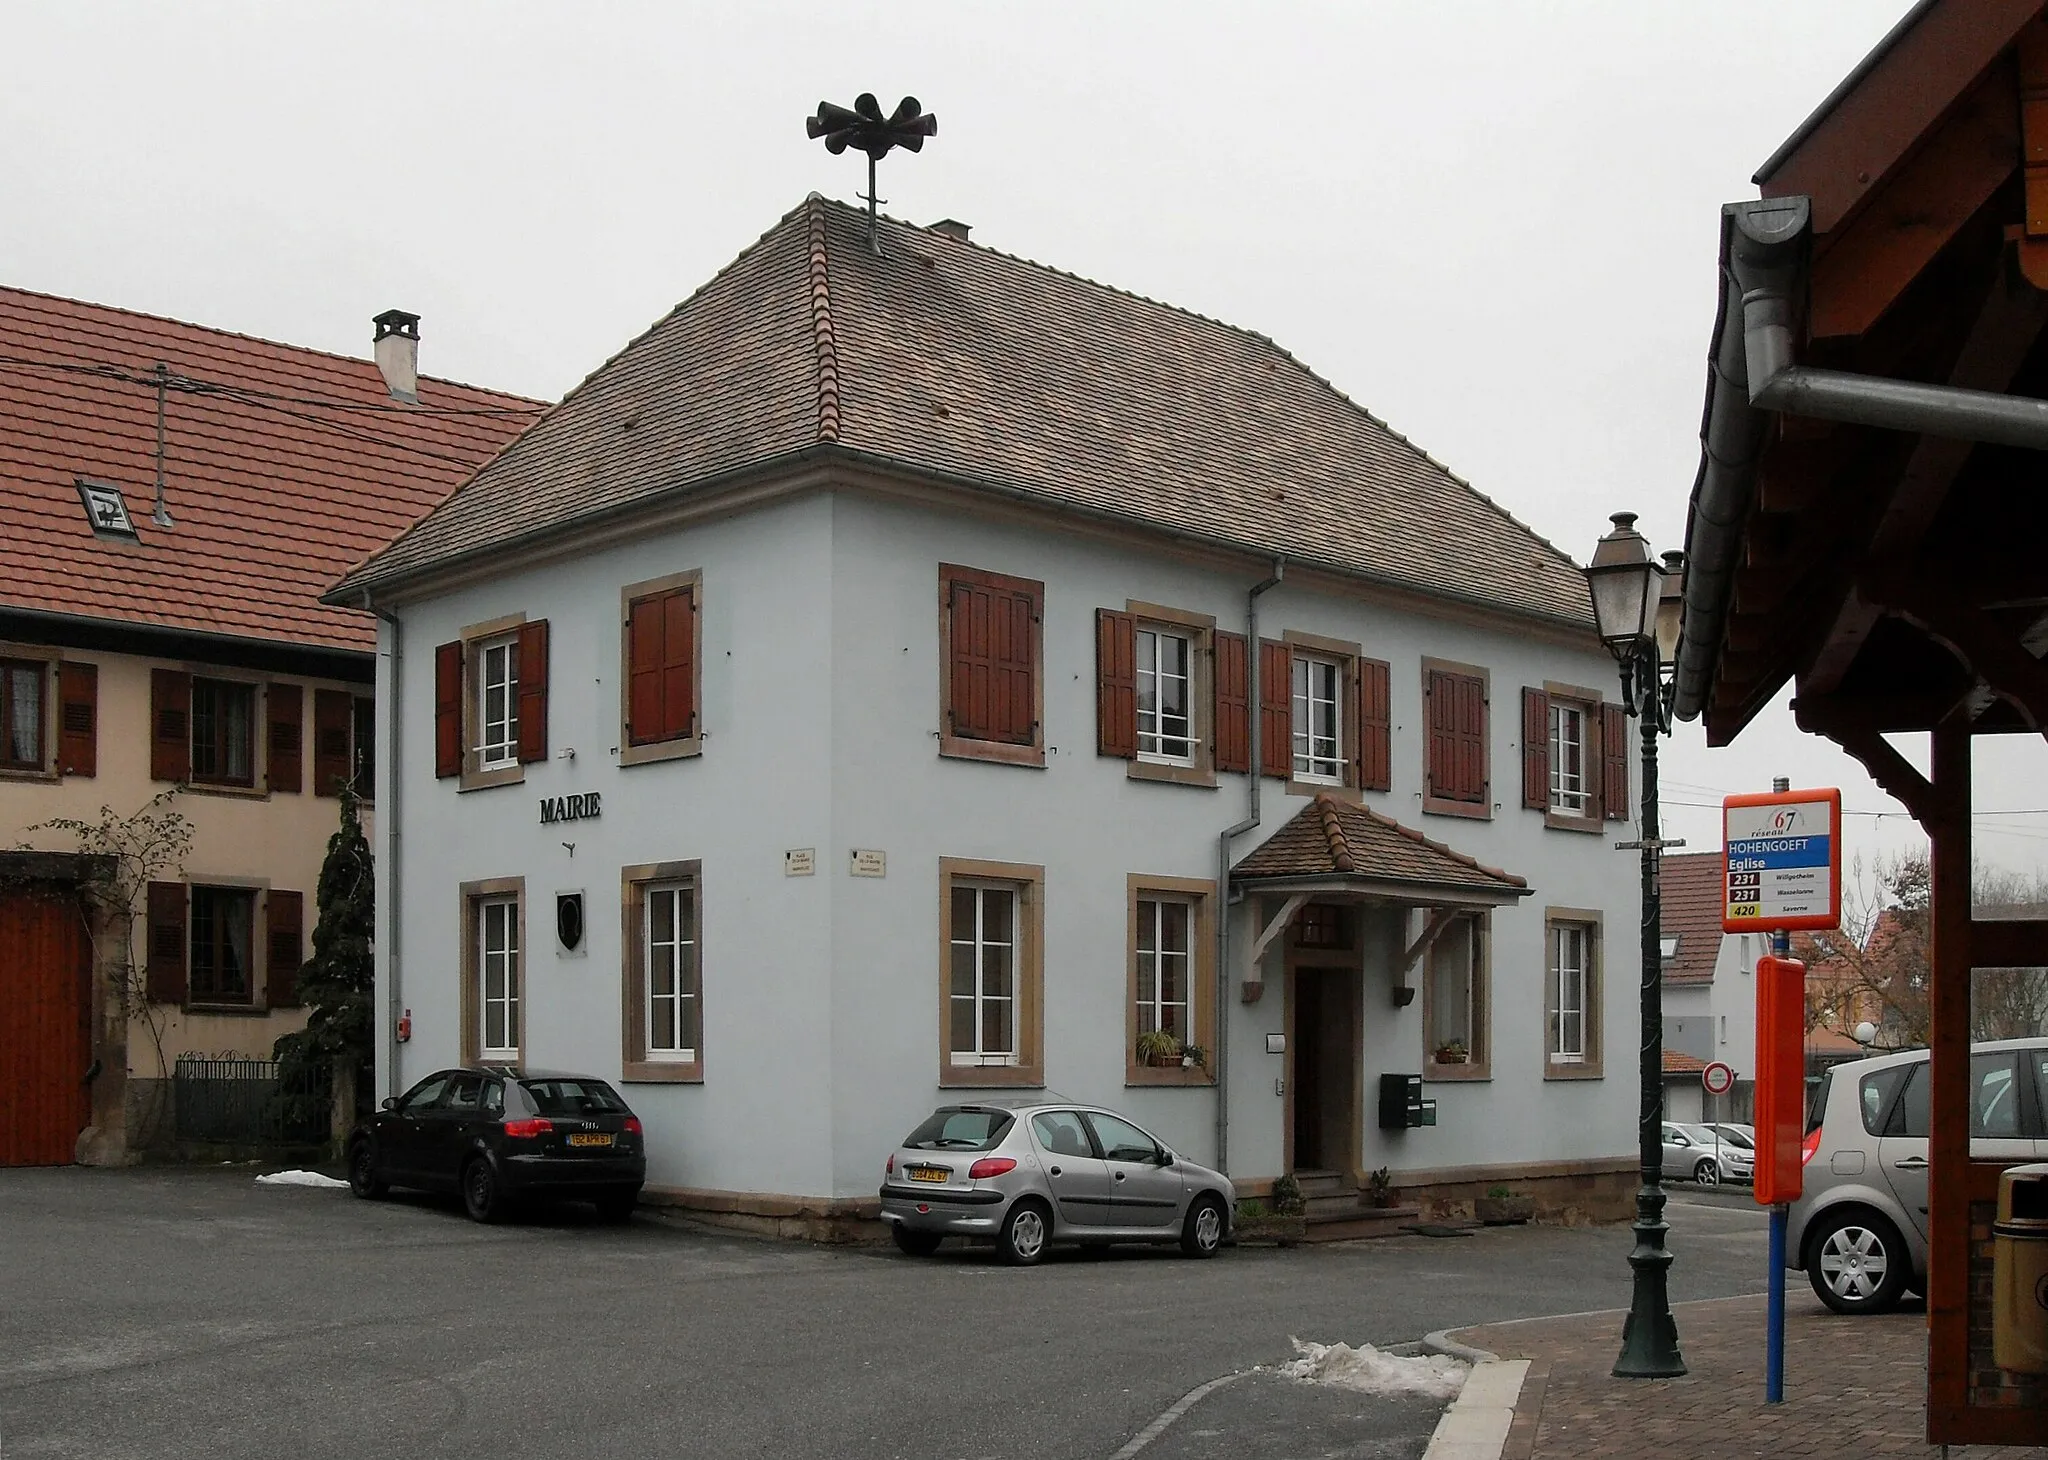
top-left (0, 888), bottom-right (92, 1166)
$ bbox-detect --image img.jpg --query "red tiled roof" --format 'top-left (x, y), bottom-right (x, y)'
top-left (0, 287), bottom-right (541, 654)
top-left (1231, 793), bottom-right (1528, 895)
top-left (1663, 1050), bottom-right (1710, 1075)
top-left (1660, 851), bottom-right (1726, 985)
top-left (336, 197), bottom-right (1594, 631)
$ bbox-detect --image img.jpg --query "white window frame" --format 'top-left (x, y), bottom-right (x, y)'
top-left (1548, 701), bottom-right (1591, 816)
top-left (1426, 914), bottom-right (1485, 1067)
top-left (1292, 654), bottom-right (1342, 783)
top-left (479, 895), bottom-right (521, 1059)
top-left (949, 882), bottom-right (1019, 1067)
top-left (1550, 922), bottom-right (1589, 1063)
top-left (644, 881), bottom-right (698, 1063)
top-left (477, 635), bottom-right (519, 769)
top-left (1135, 895), bottom-right (1193, 1042)
top-left (1135, 627), bottom-right (1196, 766)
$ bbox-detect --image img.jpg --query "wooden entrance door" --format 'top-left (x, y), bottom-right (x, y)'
top-left (0, 888), bottom-right (92, 1166)
top-left (1289, 966), bottom-right (1360, 1173)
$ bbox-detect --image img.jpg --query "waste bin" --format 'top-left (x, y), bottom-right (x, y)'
top-left (1992, 1162), bottom-right (2048, 1374)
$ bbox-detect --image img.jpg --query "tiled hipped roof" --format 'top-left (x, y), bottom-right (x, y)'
top-left (1660, 852), bottom-right (1729, 985)
top-left (1663, 1050), bottom-right (1710, 1076)
top-left (0, 288), bottom-right (540, 653)
top-left (1231, 794), bottom-right (1528, 895)
top-left (335, 196), bottom-right (1593, 629)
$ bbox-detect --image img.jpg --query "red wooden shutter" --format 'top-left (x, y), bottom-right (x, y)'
top-left (434, 641), bottom-right (463, 778)
top-left (56, 661), bottom-right (97, 777)
top-left (946, 571), bottom-right (1038, 745)
top-left (1095, 609), bottom-right (1137, 759)
top-left (149, 669), bottom-right (190, 783)
top-left (1258, 640), bottom-right (1291, 779)
top-left (628, 589), bottom-right (698, 745)
top-left (1603, 703), bottom-right (1631, 820)
top-left (1214, 631), bottom-right (1249, 773)
top-left (145, 881), bottom-right (187, 1005)
top-left (1453, 673), bottom-right (1487, 802)
top-left (266, 683), bottom-right (303, 794)
top-left (265, 890), bottom-right (304, 1009)
top-left (661, 588), bottom-right (697, 741)
top-left (1355, 658), bottom-right (1391, 792)
top-left (516, 620), bottom-right (550, 764)
top-left (313, 689), bottom-right (353, 796)
top-left (1522, 688), bottom-right (1550, 810)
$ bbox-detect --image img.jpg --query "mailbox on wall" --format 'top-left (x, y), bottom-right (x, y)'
top-left (1378, 1073), bottom-right (1437, 1130)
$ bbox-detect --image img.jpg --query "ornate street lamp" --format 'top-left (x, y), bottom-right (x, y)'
top-left (1585, 512), bottom-right (1688, 1379)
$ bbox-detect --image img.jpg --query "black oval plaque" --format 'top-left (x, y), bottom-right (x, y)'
top-left (556, 892), bottom-right (585, 951)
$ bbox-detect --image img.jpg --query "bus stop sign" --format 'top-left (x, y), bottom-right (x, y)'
top-left (1722, 788), bottom-right (1842, 934)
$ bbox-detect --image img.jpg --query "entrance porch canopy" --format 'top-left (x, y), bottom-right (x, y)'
top-left (1674, 0), bottom-right (2048, 1440)
top-left (1230, 795), bottom-right (1530, 995)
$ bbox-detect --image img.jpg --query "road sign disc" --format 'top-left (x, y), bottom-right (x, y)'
top-left (1702, 1060), bottom-right (1736, 1095)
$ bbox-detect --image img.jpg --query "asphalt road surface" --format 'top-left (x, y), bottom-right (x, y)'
top-left (0, 1168), bottom-right (1771, 1460)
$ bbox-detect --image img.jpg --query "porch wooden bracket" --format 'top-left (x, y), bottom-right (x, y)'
top-left (1829, 725), bottom-right (1936, 829)
top-left (1397, 908), bottom-right (1459, 977)
top-left (1889, 581), bottom-right (2048, 731)
top-left (1243, 893), bottom-right (1309, 992)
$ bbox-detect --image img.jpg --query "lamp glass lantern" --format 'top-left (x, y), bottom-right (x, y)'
top-left (1586, 512), bottom-right (1662, 657)
top-left (1655, 550), bottom-right (1686, 668)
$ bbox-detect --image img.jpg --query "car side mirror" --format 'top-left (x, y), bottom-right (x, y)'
top-left (381, 1096), bottom-right (398, 1111)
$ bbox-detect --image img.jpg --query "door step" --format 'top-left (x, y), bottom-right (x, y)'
top-left (1298, 1205), bottom-right (1423, 1242)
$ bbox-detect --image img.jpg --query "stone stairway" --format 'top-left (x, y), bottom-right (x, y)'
top-left (1292, 1169), bottom-right (1421, 1242)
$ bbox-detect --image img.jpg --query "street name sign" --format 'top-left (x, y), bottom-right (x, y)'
top-left (1721, 788), bottom-right (1841, 934)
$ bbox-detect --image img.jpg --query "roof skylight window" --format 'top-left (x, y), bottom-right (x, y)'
top-left (76, 479), bottom-right (139, 540)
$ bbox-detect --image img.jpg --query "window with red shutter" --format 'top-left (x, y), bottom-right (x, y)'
top-left (313, 688), bottom-right (353, 796)
top-left (627, 584), bottom-right (699, 748)
top-left (1521, 688), bottom-right (1550, 811)
top-left (515, 620), bottom-right (549, 764)
top-left (145, 881), bottom-right (188, 1005)
top-left (265, 890), bottom-right (304, 1009)
top-left (939, 565), bottom-right (1044, 767)
top-left (267, 683), bottom-right (303, 794)
top-left (150, 669), bottom-right (191, 783)
top-left (1423, 661), bottom-right (1490, 817)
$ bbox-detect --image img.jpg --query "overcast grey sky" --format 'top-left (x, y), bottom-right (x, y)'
top-left (8, 1), bottom-right (2045, 870)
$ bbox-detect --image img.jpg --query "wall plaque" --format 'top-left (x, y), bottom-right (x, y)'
top-left (539, 792), bottom-right (602, 825)
top-left (849, 848), bottom-right (886, 878)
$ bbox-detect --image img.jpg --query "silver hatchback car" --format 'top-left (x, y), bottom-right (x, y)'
top-left (878, 1100), bottom-right (1236, 1265)
top-left (1789, 1038), bottom-right (2048, 1313)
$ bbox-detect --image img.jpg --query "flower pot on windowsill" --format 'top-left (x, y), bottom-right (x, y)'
top-left (1474, 1194), bottom-right (1535, 1225)
top-left (1432, 1046), bottom-right (1469, 1066)
top-left (1141, 1050), bottom-right (1184, 1069)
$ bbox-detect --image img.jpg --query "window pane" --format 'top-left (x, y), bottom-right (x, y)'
top-left (983, 944), bottom-right (1012, 1001)
top-left (950, 995), bottom-right (975, 1053)
top-left (1084, 1112), bottom-right (1159, 1163)
top-left (1972, 1053), bottom-right (2021, 1138)
top-left (951, 887), bottom-right (975, 940)
top-left (1136, 900), bottom-right (1160, 956)
top-left (950, 943), bottom-right (975, 1000)
top-left (982, 889), bottom-right (1013, 946)
top-left (982, 996), bottom-right (1013, 1054)
top-left (1160, 901), bottom-right (1188, 954)
top-left (4, 663), bottom-right (40, 766)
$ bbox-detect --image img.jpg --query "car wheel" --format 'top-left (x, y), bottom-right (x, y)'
top-left (998, 1199), bottom-right (1051, 1267)
top-left (347, 1141), bottom-right (387, 1200)
top-left (461, 1158), bottom-right (507, 1225)
top-left (1181, 1194), bottom-right (1226, 1258)
top-left (1694, 1159), bottom-right (1720, 1187)
top-left (593, 1188), bottom-right (638, 1224)
top-left (1807, 1210), bottom-right (1909, 1314)
top-left (892, 1227), bottom-right (943, 1257)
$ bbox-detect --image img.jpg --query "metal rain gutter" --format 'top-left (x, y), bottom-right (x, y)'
top-left (364, 592), bottom-right (404, 1099)
top-left (1675, 194), bottom-right (2048, 723)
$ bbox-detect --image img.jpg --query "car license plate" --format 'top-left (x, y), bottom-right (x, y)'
top-left (568, 1133), bottom-right (614, 1148)
top-left (906, 1166), bottom-right (949, 1184)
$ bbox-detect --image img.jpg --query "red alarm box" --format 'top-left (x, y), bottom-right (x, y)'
top-left (1753, 956), bottom-right (1807, 1206)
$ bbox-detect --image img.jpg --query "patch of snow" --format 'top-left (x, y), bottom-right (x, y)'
top-left (1278, 1338), bottom-right (1469, 1402)
top-left (254, 1169), bottom-right (349, 1189)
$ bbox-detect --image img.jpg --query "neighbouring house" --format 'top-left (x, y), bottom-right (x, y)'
top-left (331, 197), bottom-right (1644, 1233)
top-left (1659, 849), bottom-right (1762, 1122)
top-left (0, 288), bottom-right (538, 1165)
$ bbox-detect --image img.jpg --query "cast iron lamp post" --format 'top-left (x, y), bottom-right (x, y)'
top-left (1585, 512), bottom-right (1688, 1379)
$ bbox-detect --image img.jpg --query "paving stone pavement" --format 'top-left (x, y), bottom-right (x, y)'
top-left (1454, 1292), bottom-right (2048, 1459)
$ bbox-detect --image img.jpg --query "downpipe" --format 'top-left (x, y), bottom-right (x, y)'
top-left (364, 593), bottom-right (403, 1101)
top-left (1215, 558), bottom-right (1284, 1176)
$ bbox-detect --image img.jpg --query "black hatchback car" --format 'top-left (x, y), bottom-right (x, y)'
top-left (348, 1067), bottom-right (646, 1223)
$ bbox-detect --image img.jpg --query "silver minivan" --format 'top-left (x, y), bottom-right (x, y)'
top-left (1788, 1038), bottom-right (2048, 1313)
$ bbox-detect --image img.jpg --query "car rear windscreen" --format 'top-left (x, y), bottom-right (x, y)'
top-left (903, 1109), bottom-right (1014, 1151)
top-left (520, 1079), bottom-right (629, 1116)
